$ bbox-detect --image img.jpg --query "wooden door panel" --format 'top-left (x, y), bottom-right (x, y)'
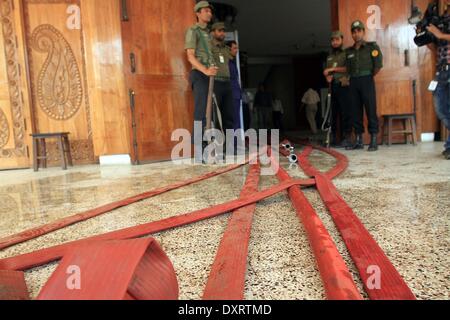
top-left (377, 80), bottom-right (414, 115)
top-left (122, 0), bottom-right (195, 162)
top-left (0, 0), bottom-right (30, 170)
top-left (23, 0), bottom-right (95, 165)
top-left (134, 78), bottom-right (194, 161)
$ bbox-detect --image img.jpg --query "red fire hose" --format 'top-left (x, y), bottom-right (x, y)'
top-left (0, 143), bottom-right (416, 300)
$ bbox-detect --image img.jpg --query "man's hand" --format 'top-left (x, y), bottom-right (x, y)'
top-left (324, 68), bottom-right (334, 77)
top-left (204, 67), bottom-right (218, 77)
top-left (427, 24), bottom-right (445, 39)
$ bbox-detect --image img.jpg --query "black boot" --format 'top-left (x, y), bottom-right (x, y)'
top-left (347, 134), bottom-right (364, 150)
top-left (368, 135), bottom-right (378, 152)
top-left (339, 134), bottom-right (352, 149)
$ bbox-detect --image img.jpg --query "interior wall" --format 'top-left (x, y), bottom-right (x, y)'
top-left (246, 64), bottom-right (273, 89)
top-left (266, 65), bottom-right (297, 130)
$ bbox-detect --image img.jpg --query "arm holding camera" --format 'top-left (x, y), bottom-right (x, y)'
top-left (427, 24), bottom-right (450, 41)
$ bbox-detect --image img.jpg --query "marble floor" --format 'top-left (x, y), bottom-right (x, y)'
top-left (0, 142), bottom-right (448, 300)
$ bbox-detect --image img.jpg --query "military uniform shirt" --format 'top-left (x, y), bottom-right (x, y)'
top-left (326, 48), bottom-right (348, 81)
top-left (185, 23), bottom-right (215, 69)
top-left (211, 39), bottom-right (233, 80)
top-left (345, 41), bottom-right (383, 77)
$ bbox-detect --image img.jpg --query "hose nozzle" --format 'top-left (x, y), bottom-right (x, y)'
top-left (288, 154), bottom-right (298, 164)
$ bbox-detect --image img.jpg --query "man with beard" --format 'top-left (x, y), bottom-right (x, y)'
top-left (323, 31), bottom-right (353, 148)
top-left (210, 22), bottom-right (235, 154)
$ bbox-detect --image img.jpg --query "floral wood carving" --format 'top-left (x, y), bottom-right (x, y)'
top-left (31, 24), bottom-right (83, 121)
top-left (0, 109), bottom-right (9, 149)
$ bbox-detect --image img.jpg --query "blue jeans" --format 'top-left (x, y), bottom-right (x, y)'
top-left (433, 69), bottom-right (450, 150)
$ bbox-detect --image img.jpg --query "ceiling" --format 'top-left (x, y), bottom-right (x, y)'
top-left (211, 0), bottom-right (332, 56)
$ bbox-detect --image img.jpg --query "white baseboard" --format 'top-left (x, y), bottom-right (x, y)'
top-left (99, 155), bottom-right (132, 166)
top-left (421, 133), bottom-right (435, 143)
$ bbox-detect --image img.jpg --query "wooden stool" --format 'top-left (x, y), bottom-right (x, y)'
top-left (31, 133), bottom-right (73, 172)
top-left (382, 114), bottom-right (418, 146)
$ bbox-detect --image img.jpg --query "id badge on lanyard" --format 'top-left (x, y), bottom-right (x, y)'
top-left (428, 80), bottom-right (438, 92)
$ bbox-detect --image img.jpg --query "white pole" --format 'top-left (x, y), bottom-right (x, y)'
top-left (234, 30), bottom-right (245, 142)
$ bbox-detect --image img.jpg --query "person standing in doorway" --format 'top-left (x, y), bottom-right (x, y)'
top-left (227, 40), bottom-right (243, 131)
top-left (323, 31), bottom-right (353, 149)
top-left (301, 88), bottom-right (321, 135)
top-left (210, 22), bottom-right (235, 135)
top-left (185, 1), bottom-right (218, 163)
top-left (272, 94), bottom-right (284, 133)
top-left (254, 83), bottom-right (273, 129)
top-left (345, 20), bottom-right (384, 152)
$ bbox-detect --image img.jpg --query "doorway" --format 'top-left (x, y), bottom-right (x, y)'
top-left (212, 0), bottom-right (333, 138)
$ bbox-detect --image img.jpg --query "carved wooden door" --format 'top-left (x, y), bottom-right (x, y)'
top-left (23, 0), bottom-right (95, 165)
top-left (0, 0), bottom-right (32, 170)
top-left (121, 0), bottom-right (195, 163)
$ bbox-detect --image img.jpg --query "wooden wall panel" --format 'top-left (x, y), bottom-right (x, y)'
top-left (81, 0), bottom-right (130, 156)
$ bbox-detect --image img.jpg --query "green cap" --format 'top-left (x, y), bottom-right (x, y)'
top-left (351, 20), bottom-right (365, 31)
top-left (211, 22), bottom-right (226, 31)
top-left (195, 1), bottom-right (213, 13)
top-left (331, 31), bottom-right (344, 39)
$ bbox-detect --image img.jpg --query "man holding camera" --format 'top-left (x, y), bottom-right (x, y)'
top-left (426, 1), bottom-right (450, 160)
top-left (345, 20), bottom-right (383, 152)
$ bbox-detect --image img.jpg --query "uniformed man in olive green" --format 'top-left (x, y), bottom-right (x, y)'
top-left (345, 20), bottom-right (383, 152)
top-left (210, 22), bottom-right (234, 135)
top-left (323, 31), bottom-right (352, 148)
top-left (185, 1), bottom-right (218, 163)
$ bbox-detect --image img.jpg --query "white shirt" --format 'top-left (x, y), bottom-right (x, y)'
top-left (272, 99), bottom-right (284, 113)
top-left (302, 89), bottom-right (321, 105)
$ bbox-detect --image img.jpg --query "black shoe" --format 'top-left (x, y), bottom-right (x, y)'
top-left (368, 135), bottom-right (379, 152)
top-left (444, 149), bottom-right (450, 160)
top-left (339, 135), bottom-right (352, 149)
top-left (347, 134), bottom-right (364, 150)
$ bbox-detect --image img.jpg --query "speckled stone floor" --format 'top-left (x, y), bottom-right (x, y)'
top-left (0, 142), bottom-right (448, 300)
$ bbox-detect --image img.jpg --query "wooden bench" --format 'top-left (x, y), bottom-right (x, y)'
top-left (382, 114), bottom-right (418, 146)
top-left (31, 133), bottom-right (73, 172)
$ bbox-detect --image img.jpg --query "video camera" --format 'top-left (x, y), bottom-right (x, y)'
top-left (414, 1), bottom-right (449, 47)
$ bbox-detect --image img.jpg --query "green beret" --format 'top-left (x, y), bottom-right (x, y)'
top-left (195, 1), bottom-right (213, 13)
top-left (331, 31), bottom-right (344, 39)
top-left (351, 20), bottom-right (365, 31)
top-left (211, 22), bottom-right (226, 31)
